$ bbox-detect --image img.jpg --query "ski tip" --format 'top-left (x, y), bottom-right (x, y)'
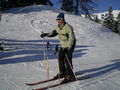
top-left (25, 83), bottom-right (32, 86)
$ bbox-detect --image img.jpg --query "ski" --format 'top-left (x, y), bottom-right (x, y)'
top-left (25, 78), bottom-right (58, 86)
top-left (25, 74), bottom-right (91, 86)
top-left (33, 80), bottom-right (75, 90)
top-left (33, 83), bottom-right (60, 90)
top-left (33, 76), bottom-right (92, 90)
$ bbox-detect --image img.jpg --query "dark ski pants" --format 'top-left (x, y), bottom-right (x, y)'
top-left (58, 42), bottom-right (76, 76)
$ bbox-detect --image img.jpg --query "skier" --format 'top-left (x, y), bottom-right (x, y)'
top-left (41, 13), bottom-right (76, 83)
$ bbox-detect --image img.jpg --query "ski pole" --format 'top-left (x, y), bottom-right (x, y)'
top-left (65, 54), bottom-right (78, 81)
top-left (42, 32), bottom-right (46, 63)
top-left (46, 41), bottom-right (50, 87)
top-left (42, 32), bottom-right (50, 88)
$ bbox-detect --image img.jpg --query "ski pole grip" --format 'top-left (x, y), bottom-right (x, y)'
top-left (47, 42), bottom-right (51, 50)
top-left (54, 44), bottom-right (59, 55)
top-left (41, 31), bottom-right (45, 39)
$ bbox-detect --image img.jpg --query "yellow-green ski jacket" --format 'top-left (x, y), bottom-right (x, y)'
top-left (47, 22), bottom-right (76, 50)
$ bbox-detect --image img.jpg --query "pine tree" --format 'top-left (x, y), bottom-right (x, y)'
top-left (94, 15), bottom-right (100, 23)
top-left (60, 0), bottom-right (97, 18)
top-left (74, 0), bottom-right (97, 18)
top-left (0, 11), bottom-right (1, 21)
top-left (116, 12), bottom-right (120, 35)
top-left (103, 6), bottom-right (115, 31)
top-left (17, 0), bottom-right (49, 5)
top-left (3, 0), bottom-right (53, 8)
top-left (0, 0), bottom-right (6, 9)
top-left (112, 20), bottom-right (118, 33)
top-left (61, 0), bottom-right (75, 13)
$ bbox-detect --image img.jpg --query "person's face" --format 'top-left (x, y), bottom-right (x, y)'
top-left (56, 18), bottom-right (64, 25)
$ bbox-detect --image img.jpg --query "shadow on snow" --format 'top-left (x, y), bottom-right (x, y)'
top-left (0, 39), bottom-right (94, 64)
top-left (75, 59), bottom-right (120, 81)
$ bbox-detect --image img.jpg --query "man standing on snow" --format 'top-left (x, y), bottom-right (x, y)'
top-left (40, 13), bottom-right (76, 83)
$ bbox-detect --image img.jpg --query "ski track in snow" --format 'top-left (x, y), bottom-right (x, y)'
top-left (0, 5), bottom-right (120, 90)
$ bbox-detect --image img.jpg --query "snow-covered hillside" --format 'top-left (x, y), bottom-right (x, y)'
top-left (0, 5), bottom-right (120, 90)
top-left (94, 10), bottom-right (120, 20)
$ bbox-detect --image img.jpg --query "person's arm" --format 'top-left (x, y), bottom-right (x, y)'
top-left (47, 30), bottom-right (58, 37)
top-left (41, 30), bottom-right (58, 38)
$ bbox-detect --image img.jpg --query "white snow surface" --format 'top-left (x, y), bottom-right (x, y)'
top-left (0, 5), bottom-right (120, 90)
top-left (94, 10), bottom-right (120, 20)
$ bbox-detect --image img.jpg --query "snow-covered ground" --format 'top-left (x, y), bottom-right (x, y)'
top-left (0, 5), bottom-right (120, 90)
top-left (94, 10), bottom-right (120, 20)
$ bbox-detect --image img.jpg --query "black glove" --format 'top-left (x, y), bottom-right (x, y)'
top-left (63, 48), bottom-right (68, 54)
top-left (40, 33), bottom-right (48, 38)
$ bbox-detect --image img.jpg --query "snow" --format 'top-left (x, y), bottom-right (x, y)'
top-left (0, 5), bottom-right (120, 90)
top-left (94, 10), bottom-right (120, 20)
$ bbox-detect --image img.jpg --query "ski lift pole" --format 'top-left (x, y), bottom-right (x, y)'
top-left (42, 31), bottom-right (50, 87)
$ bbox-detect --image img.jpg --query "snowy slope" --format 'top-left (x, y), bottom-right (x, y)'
top-left (94, 10), bottom-right (120, 20)
top-left (0, 5), bottom-right (120, 90)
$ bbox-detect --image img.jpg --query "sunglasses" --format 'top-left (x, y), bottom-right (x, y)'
top-left (56, 18), bottom-right (63, 21)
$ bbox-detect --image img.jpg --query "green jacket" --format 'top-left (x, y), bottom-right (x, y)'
top-left (47, 22), bottom-right (76, 50)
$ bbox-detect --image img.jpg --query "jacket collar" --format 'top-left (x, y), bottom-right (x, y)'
top-left (58, 22), bottom-right (66, 30)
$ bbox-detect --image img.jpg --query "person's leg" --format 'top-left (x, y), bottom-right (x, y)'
top-left (58, 47), bottom-right (66, 75)
top-left (61, 42), bottom-right (76, 83)
top-left (65, 52), bottom-right (73, 76)
top-left (53, 48), bottom-right (66, 79)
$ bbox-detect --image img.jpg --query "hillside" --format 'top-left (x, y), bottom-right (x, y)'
top-left (0, 5), bottom-right (120, 90)
top-left (94, 10), bottom-right (120, 20)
